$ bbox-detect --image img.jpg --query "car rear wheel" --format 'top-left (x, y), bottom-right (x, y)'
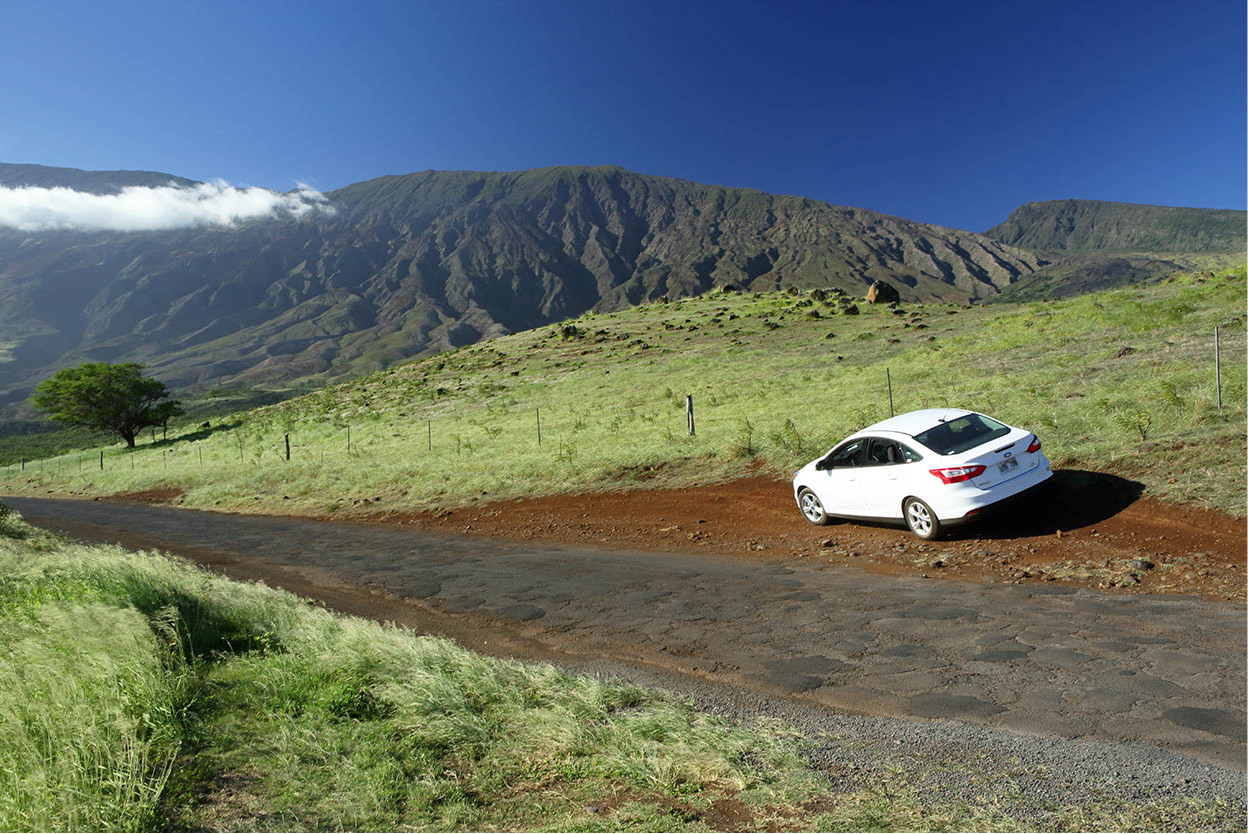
top-left (797, 488), bottom-right (829, 525)
top-left (904, 497), bottom-right (941, 540)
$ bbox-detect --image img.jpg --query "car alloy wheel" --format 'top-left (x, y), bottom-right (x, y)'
top-left (904, 497), bottom-right (941, 540)
top-left (798, 488), bottom-right (829, 525)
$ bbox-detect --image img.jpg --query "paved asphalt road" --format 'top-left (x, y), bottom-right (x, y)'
top-left (7, 495), bottom-right (1245, 772)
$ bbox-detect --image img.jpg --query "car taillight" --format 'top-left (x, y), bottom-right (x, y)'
top-left (1026, 435), bottom-right (1042, 453)
top-left (929, 465), bottom-right (986, 484)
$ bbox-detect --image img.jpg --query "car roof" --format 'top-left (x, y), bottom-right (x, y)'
top-left (860, 408), bottom-right (975, 437)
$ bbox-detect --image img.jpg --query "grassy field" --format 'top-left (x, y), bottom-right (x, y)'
top-left (1, 506), bottom-right (1238, 832)
top-left (1, 267), bottom-right (1244, 518)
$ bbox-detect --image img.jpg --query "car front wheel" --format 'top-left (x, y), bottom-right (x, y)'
top-left (904, 497), bottom-right (941, 540)
top-left (797, 488), bottom-right (829, 525)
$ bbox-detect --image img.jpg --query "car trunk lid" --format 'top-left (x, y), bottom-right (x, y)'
top-left (963, 429), bottom-right (1038, 489)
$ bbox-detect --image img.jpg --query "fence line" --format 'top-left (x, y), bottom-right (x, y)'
top-left (3, 401), bottom-right (865, 480)
top-left (0, 331), bottom-right (1240, 482)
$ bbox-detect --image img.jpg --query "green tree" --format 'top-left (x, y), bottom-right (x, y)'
top-left (30, 363), bottom-right (184, 448)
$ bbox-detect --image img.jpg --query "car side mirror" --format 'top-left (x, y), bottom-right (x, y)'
top-left (815, 459), bottom-right (833, 471)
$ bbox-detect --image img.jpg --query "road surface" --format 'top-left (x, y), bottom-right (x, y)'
top-left (7, 494), bottom-right (1244, 774)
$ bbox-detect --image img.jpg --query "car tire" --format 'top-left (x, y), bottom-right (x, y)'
top-left (904, 497), bottom-right (941, 540)
top-left (797, 488), bottom-right (829, 526)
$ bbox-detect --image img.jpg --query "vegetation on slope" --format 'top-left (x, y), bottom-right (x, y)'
top-left (2, 507), bottom-right (1238, 831)
top-left (986, 253), bottom-right (1244, 303)
top-left (3, 267), bottom-right (1243, 518)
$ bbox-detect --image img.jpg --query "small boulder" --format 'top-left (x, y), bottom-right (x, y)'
top-left (866, 280), bottom-right (901, 304)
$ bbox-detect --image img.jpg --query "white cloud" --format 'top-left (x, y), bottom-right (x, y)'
top-left (0, 180), bottom-right (335, 232)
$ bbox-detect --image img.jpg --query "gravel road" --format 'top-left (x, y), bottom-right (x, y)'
top-left (8, 495), bottom-right (1245, 821)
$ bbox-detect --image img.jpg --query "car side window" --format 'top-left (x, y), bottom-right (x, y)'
top-left (864, 438), bottom-right (893, 466)
top-left (828, 439), bottom-right (865, 468)
top-left (865, 438), bottom-right (922, 466)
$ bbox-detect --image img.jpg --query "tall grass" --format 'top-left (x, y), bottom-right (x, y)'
top-left (0, 507), bottom-right (301, 831)
top-left (0, 508), bottom-right (191, 831)
top-left (0, 604), bottom-right (183, 831)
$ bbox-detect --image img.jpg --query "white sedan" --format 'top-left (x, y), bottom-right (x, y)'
top-left (792, 408), bottom-right (1052, 539)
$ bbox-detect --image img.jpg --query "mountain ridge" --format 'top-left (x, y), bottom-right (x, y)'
top-left (1, 163), bottom-right (1238, 408)
top-left (0, 162), bottom-right (198, 194)
top-left (985, 198), bottom-right (1245, 254)
top-left (0, 163), bottom-right (1046, 405)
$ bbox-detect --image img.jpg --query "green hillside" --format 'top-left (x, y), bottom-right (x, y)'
top-left (4, 266), bottom-right (1243, 517)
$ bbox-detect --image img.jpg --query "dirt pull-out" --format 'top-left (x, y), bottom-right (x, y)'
top-left (380, 470), bottom-right (1245, 603)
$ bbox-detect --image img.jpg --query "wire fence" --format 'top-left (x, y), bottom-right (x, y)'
top-left (2, 376), bottom-right (938, 482)
top-left (1, 327), bottom-right (1238, 485)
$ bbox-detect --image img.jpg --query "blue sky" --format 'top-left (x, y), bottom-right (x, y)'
top-left (1, 0), bottom-right (1243, 232)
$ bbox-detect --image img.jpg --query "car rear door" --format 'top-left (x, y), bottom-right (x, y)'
top-left (856, 437), bottom-right (921, 519)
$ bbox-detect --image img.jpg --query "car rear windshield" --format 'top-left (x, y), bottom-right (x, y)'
top-left (912, 414), bottom-right (1010, 456)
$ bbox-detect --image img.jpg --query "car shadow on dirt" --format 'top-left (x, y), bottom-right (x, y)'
top-left (953, 469), bottom-right (1144, 541)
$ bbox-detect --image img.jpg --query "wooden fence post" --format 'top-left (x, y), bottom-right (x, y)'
top-left (686, 395), bottom-right (695, 436)
top-left (99, 450), bottom-right (104, 470)
top-left (536, 407), bottom-right (542, 446)
top-left (285, 433), bottom-right (291, 461)
top-left (1215, 327), bottom-right (1222, 415)
top-left (887, 368), bottom-right (895, 417)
